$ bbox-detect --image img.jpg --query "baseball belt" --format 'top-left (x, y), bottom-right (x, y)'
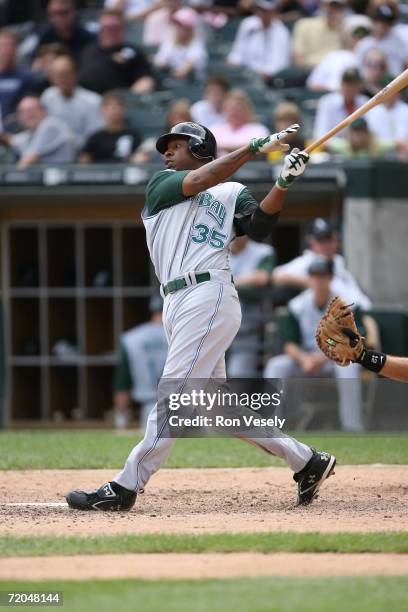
top-left (162, 271), bottom-right (235, 296)
top-left (162, 271), bottom-right (211, 296)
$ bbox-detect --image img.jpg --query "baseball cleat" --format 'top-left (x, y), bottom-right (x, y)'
top-left (293, 449), bottom-right (336, 506)
top-left (66, 481), bottom-right (136, 511)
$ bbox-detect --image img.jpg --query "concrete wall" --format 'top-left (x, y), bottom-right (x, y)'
top-left (344, 198), bottom-right (408, 305)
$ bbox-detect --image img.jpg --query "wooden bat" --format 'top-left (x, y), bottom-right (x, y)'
top-left (305, 68), bottom-right (408, 154)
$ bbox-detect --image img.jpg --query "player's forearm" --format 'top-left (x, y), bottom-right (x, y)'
top-left (184, 145), bottom-right (253, 195)
top-left (284, 342), bottom-right (306, 365)
top-left (272, 271), bottom-right (310, 288)
top-left (234, 269), bottom-right (269, 288)
top-left (381, 356), bottom-right (408, 381)
top-left (259, 183), bottom-right (288, 216)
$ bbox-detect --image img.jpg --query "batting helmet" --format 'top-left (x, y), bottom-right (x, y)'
top-left (155, 122), bottom-right (217, 160)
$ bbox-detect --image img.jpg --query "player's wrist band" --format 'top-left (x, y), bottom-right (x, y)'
top-left (356, 349), bottom-right (387, 373)
top-left (276, 176), bottom-right (289, 190)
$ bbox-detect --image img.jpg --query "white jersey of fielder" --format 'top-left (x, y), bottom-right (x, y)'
top-left (142, 169), bottom-right (259, 284)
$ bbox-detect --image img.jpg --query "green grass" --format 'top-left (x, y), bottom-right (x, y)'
top-left (0, 577), bottom-right (407, 612)
top-left (0, 532), bottom-right (407, 558)
top-left (0, 431), bottom-right (407, 469)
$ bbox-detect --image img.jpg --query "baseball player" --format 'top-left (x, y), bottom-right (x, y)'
top-left (113, 294), bottom-right (167, 430)
top-left (228, 235), bottom-right (275, 378)
top-left (66, 121), bottom-right (336, 511)
top-left (265, 257), bottom-right (364, 432)
top-left (317, 296), bottom-right (408, 382)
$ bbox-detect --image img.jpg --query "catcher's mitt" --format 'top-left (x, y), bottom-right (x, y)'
top-left (316, 296), bottom-right (365, 366)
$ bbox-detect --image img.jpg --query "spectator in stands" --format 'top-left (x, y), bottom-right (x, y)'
top-left (79, 9), bottom-right (155, 95)
top-left (105, 0), bottom-right (159, 22)
top-left (292, 0), bottom-right (347, 68)
top-left (211, 89), bottom-right (269, 156)
top-left (33, 0), bottom-right (95, 63)
top-left (165, 97), bottom-right (193, 126)
top-left (327, 117), bottom-right (392, 158)
top-left (191, 0), bottom-right (244, 17)
top-left (31, 43), bottom-right (71, 95)
top-left (132, 97), bottom-right (192, 164)
top-left (313, 68), bottom-right (368, 140)
top-left (277, 0), bottom-right (308, 23)
top-left (272, 217), bottom-right (372, 309)
top-left (227, 0), bottom-right (291, 79)
top-left (143, 0), bottom-right (182, 46)
top-left (41, 55), bottom-right (103, 150)
top-left (306, 14), bottom-right (372, 92)
top-left (0, 29), bottom-right (35, 122)
top-left (154, 7), bottom-right (207, 81)
top-left (0, 95), bottom-right (76, 167)
top-left (355, 3), bottom-right (407, 77)
top-left (80, 90), bottom-right (141, 163)
top-left (227, 236), bottom-right (275, 377)
top-left (360, 47), bottom-right (389, 96)
top-left (265, 257), bottom-right (364, 432)
top-left (365, 75), bottom-right (408, 159)
top-left (190, 75), bottom-right (230, 127)
top-left (268, 101), bottom-right (305, 162)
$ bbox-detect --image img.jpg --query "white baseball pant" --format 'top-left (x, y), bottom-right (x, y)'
top-left (114, 274), bottom-right (312, 493)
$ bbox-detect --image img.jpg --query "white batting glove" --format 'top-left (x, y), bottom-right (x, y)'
top-left (249, 124), bottom-right (300, 155)
top-left (276, 148), bottom-right (310, 190)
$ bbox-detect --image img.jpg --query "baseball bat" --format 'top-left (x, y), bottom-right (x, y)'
top-left (304, 68), bottom-right (408, 154)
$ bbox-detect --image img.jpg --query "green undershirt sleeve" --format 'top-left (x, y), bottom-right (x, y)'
top-left (146, 169), bottom-right (190, 215)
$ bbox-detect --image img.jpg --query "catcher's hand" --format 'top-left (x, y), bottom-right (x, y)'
top-left (316, 296), bottom-right (366, 366)
top-left (249, 124), bottom-right (300, 155)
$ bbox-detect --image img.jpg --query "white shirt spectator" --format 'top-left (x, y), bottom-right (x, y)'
top-left (143, 7), bottom-right (175, 46)
top-left (313, 91), bottom-right (368, 139)
top-left (273, 249), bottom-right (372, 310)
top-left (355, 31), bottom-right (407, 77)
top-left (228, 15), bottom-right (291, 77)
top-left (366, 99), bottom-right (408, 142)
top-left (191, 99), bottom-right (224, 127)
top-left (11, 116), bottom-right (76, 164)
top-left (104, 0), bottom-right (154, 19)
top-left (41, 86), bottom-right (103, 149)
top-left (394, 23), bottom-right (408, 55)
top-left (154, 38), bottom-right (207, 79)
top-left (307, 50), bottom-right (359, 92)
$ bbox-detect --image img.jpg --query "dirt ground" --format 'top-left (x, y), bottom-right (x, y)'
top-left (1, 552), bottom-right (408, 581)
top-left (1, 466), bottom-right (407, 536)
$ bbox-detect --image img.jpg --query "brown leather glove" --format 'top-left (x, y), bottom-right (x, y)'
top-left (316, 296), bottom-right (365, 367)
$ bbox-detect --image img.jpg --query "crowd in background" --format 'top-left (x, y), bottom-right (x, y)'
top-left (0, 0), bottom-right (407, 166)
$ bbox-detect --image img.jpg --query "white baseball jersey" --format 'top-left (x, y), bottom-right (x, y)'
top-left (142, 169), bottom-right (259, 284)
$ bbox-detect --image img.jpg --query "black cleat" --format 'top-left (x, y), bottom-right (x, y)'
top-left (293, 449), bottom-right (336, 506)
top-left (66, 481), bottom-right (136, 511)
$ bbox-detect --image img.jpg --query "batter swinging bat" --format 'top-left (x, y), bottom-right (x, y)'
top-left (305, 68), bottom-right (408, 154)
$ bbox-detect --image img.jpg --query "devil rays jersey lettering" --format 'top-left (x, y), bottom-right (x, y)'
top-left (141, 169), bottom-right (259, 284)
